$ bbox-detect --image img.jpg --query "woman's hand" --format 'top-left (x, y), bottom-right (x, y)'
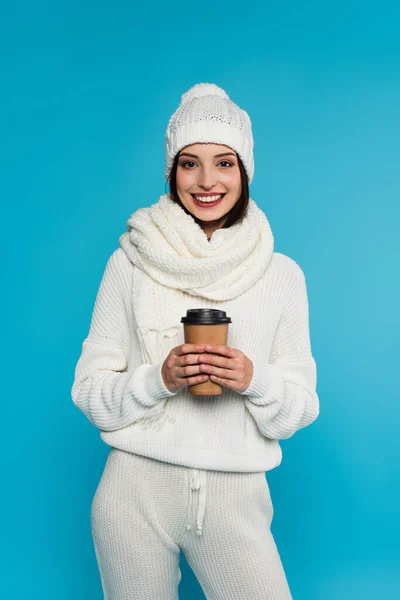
top-left (161, 343), bottom-right (211, 393)
top-left (197, 344), bottom-right (254, 392)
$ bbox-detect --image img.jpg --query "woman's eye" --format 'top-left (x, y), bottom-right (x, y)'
top-left (180, 160), bottom-right (233, 168)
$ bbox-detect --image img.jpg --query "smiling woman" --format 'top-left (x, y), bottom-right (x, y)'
top-left (168, 142), bottom-right (250, 238)
top-left (72, 82), bottom-right (319, 600)
top-left (169, 143), bottom-right (243, 239)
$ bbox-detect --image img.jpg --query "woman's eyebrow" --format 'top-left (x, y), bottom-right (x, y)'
top-left (179, 152), bottom-right (236, 159)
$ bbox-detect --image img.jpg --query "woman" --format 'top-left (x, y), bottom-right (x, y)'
top-left (71, 82), bottom-right (320, 600)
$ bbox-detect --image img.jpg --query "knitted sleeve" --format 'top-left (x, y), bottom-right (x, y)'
top-left (71, 249), bottom-right (176, 432)
top-left (239, 265), bottom-right (319, 440)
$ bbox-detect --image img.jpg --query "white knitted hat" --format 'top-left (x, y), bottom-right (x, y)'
top-left (165, 83), bottom-right (254, 184)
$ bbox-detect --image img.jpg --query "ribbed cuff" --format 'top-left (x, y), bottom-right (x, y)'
top-left (238, 359), bottom-right (283, 406)
top-left (129, 363), bottom-right (177, 407)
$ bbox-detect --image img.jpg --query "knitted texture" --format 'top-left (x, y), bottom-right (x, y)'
top-left (91, 448), bottom-right (293, 599)
top-left (165, 83), bottom-right (254, 183)
top-left (119, 193), bottom-right (273, 300)
top-left (71, 195), bottom-right (319, 472)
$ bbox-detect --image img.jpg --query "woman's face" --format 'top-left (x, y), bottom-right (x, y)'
top-left (175, 143), bottom-right (242, 236)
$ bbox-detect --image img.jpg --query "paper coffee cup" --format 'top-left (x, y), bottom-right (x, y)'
top-left (180, 309), bottom-right (232, 395)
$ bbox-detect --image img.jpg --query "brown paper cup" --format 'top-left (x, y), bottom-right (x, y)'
top-left (183, 323), bottom-right (229, 395)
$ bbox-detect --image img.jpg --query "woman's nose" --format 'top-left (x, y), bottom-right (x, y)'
top-left (197, 168), bottom-right (217, 188)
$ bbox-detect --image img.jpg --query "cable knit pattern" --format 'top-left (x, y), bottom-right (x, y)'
top-left (71, 195), bottom-right (319, 472)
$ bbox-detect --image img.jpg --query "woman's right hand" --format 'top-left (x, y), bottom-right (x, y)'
top-left (161, 343), bottom-right (209, 393)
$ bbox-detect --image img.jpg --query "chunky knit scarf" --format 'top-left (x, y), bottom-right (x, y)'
top-left (119, 193), bottom-right (274, 367)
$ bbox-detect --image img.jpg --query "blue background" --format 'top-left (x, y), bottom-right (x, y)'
top-left (2, 1), bottom-right (399, 598)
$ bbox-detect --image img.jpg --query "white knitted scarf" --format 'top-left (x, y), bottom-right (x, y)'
top-left (119, 193), bottom-right (274, 369)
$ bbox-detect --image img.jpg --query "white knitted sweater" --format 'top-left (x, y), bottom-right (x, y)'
top-left (71, 194), bottom-right (319, 472)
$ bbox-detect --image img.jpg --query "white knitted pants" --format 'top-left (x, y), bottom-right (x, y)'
top-left (90, 448), bottom-right (293, 600)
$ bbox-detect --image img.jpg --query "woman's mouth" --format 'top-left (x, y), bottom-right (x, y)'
top-left (190, 193), bottom-right (226, 208)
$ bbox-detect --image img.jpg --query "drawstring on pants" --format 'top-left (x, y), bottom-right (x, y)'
top-left (186, 469), bottom-right (207, 536)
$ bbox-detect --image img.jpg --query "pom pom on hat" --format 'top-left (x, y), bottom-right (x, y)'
top-left (180, 83), bottom-right (230, 106)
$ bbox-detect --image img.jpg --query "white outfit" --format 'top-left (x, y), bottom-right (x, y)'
top-left (90, 448), bottom-right (293, 600)
top-left (71, 194), bottom-right (319, 472)
top-left (71, 193), bottom-right (319, 598)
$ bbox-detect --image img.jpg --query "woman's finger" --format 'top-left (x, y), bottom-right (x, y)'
top-left (177, 363), bottom-right (205, 379)
top-left (198, 353), bottom-right (234, 369)
top-left (200, 364), bottom-right (238, 381)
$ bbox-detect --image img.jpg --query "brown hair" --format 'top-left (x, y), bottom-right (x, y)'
top-left (165, 149), bottom-right (250, 229)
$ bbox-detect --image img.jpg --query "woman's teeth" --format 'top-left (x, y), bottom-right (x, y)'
top-left (192, 194), bottom-right (224, 203)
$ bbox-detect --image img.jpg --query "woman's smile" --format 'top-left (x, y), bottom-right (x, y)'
top-left (190, 193), bottom-right (226, 207)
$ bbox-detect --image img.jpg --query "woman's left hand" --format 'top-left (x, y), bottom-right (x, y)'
top-left (197, 344), bottom-right (253, 393)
